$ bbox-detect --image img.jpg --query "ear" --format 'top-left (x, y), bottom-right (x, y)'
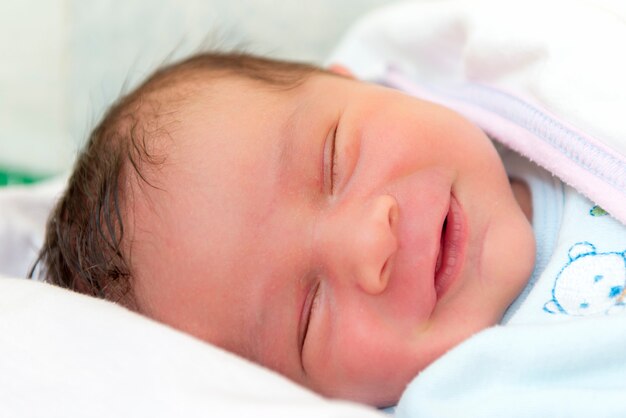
top-left (328, 64), bottom-right (355, 79)
top-left (568, 241), bottom-right (596, 261)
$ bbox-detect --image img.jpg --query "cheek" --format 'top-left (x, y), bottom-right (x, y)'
top-left (358, 114), bottom-right (485, 185)
top-left (314, 308), bottom-right (421, 405)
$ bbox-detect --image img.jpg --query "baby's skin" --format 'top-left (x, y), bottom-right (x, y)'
top-left (127, 69), bottom-right (535, 406)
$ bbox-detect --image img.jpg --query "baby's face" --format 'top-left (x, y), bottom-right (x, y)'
top-left (129, 73), bottom-right (535, 406)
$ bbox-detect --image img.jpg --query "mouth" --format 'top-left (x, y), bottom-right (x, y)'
top-left (433, 194), bottom-right (467, 300)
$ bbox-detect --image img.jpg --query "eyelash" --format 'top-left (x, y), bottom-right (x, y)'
top-left (303, 282), bottom-right (321, 349)
top-left (329, 126), bottom-right (339, 193)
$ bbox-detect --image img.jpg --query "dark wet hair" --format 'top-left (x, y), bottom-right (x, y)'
top-left (31, 51), bottom-right (322, 309)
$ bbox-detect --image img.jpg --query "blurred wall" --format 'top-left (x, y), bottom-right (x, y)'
top-left (1, 0), bottom-right (403, 174)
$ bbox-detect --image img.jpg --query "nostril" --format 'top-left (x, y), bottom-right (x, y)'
top-left (379, 255), bottom-right (393, 292)
top-left (388, 200), bottom-right (399, 230)
top-left (381, 258), bottom-right (389, 281)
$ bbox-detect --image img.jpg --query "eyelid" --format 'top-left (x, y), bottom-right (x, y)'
top-left (323, 124), bottom-right (338, 194)
top-left (299, 281), bottom-right (320, 359)
top-left (330, 125), bottom-right (338, 194)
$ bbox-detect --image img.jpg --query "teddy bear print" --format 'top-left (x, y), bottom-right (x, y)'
top-left (544, 242), bottom-right (626, 316)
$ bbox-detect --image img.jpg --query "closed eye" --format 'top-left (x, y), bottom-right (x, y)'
top-left (330, 125), bottom-right (338, 193)
top-left (323, 124), bottom-right (339, 194)
top-left (300, 281), bottom-right (320, 361)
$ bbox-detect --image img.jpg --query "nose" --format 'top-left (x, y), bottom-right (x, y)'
top-left (317, 194), bottom-right (399, 295)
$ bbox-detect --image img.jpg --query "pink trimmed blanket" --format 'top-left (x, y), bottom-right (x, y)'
top-left (329, 0), bottom-right (626, 225)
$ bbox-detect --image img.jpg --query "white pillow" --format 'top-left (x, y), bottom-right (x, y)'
top-left (0, 277), bottom-right (384, 418)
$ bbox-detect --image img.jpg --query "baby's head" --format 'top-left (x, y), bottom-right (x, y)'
top-left (36, 52), bottom-right (535, 406)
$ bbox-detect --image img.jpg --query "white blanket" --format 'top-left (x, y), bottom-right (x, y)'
top-left (330, 0), bottom-right (626, 224)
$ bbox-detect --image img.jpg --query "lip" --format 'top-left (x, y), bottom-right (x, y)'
top-left (433, 194), bottom-right (467, 300)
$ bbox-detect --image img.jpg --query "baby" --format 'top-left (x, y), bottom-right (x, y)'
top-left (34, 51), bottom-right (536, 407)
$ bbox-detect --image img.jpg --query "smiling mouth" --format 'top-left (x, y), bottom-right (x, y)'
top-left (434, 195), bottom-right (467, 299)
top-left (435, 218), bottom-right (447, 274)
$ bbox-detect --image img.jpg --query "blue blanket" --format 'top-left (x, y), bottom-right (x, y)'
top-left (396, 315), bottom-right (626, 418)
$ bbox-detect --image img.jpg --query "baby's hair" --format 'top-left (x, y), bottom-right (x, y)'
top-left (31, 51), bottom-right (323, 309)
